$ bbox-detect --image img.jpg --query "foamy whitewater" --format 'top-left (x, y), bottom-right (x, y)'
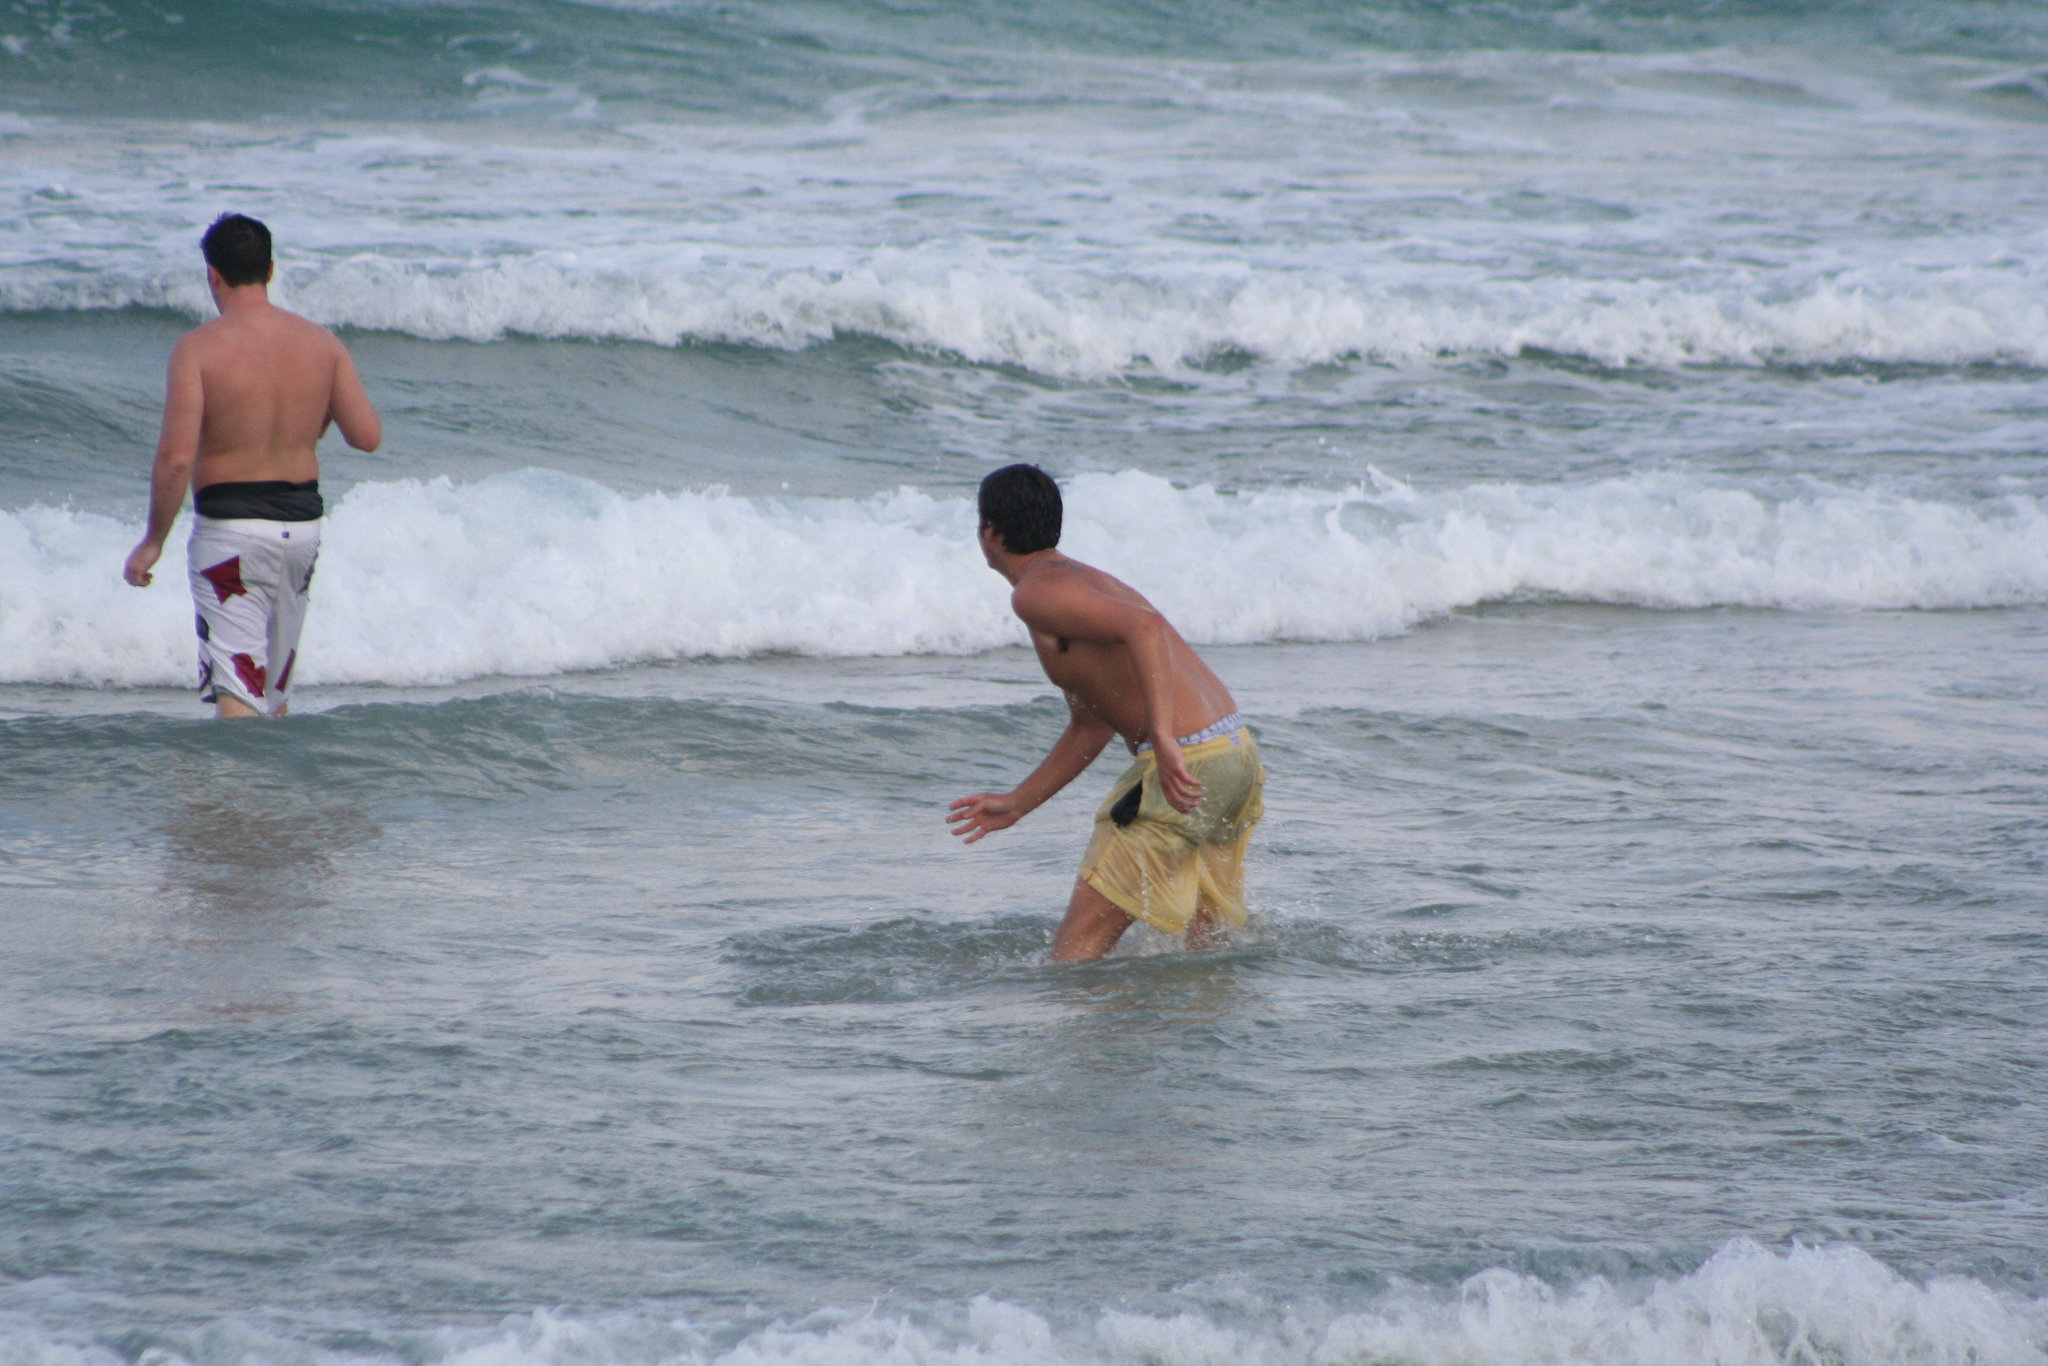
top-left (6, 470), bottom-right (2048, 687)
top-left (3, 4), bottom-right (2047, 1366)
top-left (4, 1243), bottom-right (2044, 1366)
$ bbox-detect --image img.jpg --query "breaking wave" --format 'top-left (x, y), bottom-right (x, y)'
top-left (7, 256), bottom-right (2048, 377)
top-left (3, 469), bottom-right (2042, 689)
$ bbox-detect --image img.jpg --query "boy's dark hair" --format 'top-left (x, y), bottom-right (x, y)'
top-left (201, 213), bottom-right (272, 287)
top-left (978, 463), bottom-right (1062, 554)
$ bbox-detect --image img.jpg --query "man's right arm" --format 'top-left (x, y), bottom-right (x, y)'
top-left (947, 708), bottom-right (1116, 844)
top-left (124, 339), bottom-right (205, 588)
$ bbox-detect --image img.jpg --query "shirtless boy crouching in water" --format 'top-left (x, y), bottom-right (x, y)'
top-left (948, 464), bottom-right (1265, 961)
top-left (124, 214), bottom-right (381, 717)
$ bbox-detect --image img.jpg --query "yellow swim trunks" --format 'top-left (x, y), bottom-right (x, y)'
top-left (1079, 720), bottom-right (1265, 936)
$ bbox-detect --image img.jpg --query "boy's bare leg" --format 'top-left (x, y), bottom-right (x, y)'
top-left (1184, 908), bottom-right (1222, 951)
top-left (1051, 879), bottom-right (1133, 961)
top-left (215, 694), bottom-right (260, 719)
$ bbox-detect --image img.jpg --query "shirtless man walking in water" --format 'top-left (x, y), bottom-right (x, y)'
top-left (948, 464), bottom-right (1265, 960)
top-left (124, 214), bottom-right (381, 717)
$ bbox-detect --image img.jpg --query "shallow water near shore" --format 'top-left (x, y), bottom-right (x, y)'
top-left (5, 610), bottom-right (2045, 1357)
top-left (5, 1), bottom-right (2048, 1363)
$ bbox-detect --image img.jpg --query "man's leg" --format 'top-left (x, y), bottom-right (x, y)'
top-left (192, 522), bottom-right (290, 720)
top-left (1052, 878), bottom-right (1133, 961)
top-left (267, 527), bottom-right (318, 720)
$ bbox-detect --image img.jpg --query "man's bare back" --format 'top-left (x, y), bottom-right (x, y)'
top-left (125, 235), bottom-right (378, 591)
top-left (125, 214), bottom-right (379, 718)
top-left (125, 277), bottom-right (378, 594)
top-left (948, 465), bottom-right (1261, 961)
top-left (179, 302), bottom-right (374, 489)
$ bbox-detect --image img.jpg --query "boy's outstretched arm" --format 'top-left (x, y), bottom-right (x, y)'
top-left (948, 707), bottom-right (1115, 844)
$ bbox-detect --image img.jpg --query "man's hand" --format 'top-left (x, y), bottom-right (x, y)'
top-left (1152, 739), bottom-right (1205, 815)
top-left (124, 540), bottom-right (163, 588)
top-left (948, 791), bottom-right (1025, 844)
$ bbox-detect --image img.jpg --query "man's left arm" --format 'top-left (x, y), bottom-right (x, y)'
top-left (1013, 580), bottom-right (1204, 813)
top-left (124, 340), bottom-right (204, 588)
top-left (1114, 604), bottom-right (1202, 811)
top-left (326, 338), bottom-right (382, 452)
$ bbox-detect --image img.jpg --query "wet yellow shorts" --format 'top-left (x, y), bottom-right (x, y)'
top-left (1079, 727), bottom-right (1265, 936)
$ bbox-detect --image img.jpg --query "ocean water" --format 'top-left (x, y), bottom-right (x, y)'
top-left (3, 3), bottom-right (2048, 1366)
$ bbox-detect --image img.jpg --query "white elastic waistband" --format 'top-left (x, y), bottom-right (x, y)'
top-left (1136, 712), bottom-right (1248, 754)
top-left (191, 514), bottom-right (324, 532)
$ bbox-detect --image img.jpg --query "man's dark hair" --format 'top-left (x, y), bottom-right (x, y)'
top-left (979, 463), bottom-right (1062, 554)
top-left (201, 213), bottom-right (272, 287)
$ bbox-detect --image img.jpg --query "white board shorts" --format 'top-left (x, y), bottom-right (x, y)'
top-left (186, 515), bottom-right (322, 715)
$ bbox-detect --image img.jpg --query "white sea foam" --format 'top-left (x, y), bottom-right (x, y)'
top-left (5, 250), bottom-right (2047, 377)
top-left (4, 470), bottom-right (2043, 690)
top-left (0, 1242), bottom-right (2042, 1366)
top-left (247, 257), bottom-right (2048, 374)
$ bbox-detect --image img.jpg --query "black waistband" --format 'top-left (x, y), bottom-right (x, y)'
top-left (194, 479), bottom-right (324, 522)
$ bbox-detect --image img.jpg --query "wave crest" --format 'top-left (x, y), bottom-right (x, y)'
top-left (3, 469), bottom-right (2042, 689)
top-left (9, 256), bottom-right (2046, 376)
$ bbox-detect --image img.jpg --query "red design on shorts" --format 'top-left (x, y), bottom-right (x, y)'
top-left (276, 649), bottom-right (296, 692)
top-left (200, 556), bottom-right (247, 603)
top-left (231, 652), bottom-right (267, 698)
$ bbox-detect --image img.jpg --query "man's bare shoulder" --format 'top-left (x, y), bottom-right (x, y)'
top-left (177, 315), bottom-right (231, 354)
top-left (1010, 555), bottom-right (1152, 629)
top-left (1010, 555), bottom-right (1084, 608)
top-left (262, 305), bottom-right (346, 352)
top-left (274, 306), bottom-right (343, 342)
top-left (191, 303), bottom-right (343, 356)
